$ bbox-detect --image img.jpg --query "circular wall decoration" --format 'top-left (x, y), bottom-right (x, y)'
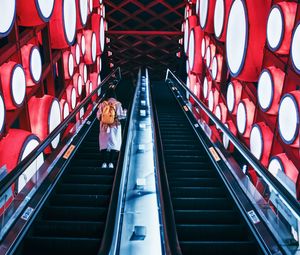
top-left (0, 0), bottom-right (16, 37)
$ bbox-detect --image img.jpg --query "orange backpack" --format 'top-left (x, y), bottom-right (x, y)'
top-left (101, 101), bottom-right (117, 125)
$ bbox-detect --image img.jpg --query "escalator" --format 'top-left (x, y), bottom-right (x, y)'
top-left (153, 81), bottom-right (263, 255)
top-left (15, 120), bottom-right (116, 255)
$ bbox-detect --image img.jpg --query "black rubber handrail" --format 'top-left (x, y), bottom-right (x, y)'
top-left (165, 69), bottom-right (300, 220)
top-left (0, 67), bottom-right (121, 199)
top-left (97, 80), bottom-right (134, 255)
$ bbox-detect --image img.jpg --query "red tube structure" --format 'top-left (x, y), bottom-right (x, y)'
top-left (71, 43), bottom-right (81, 66)
top-left (267, 2), bottom-right (297, 55)
top-left (268, 153), bottom-right (299, 198)
top-left (201, 36), bottom-right (210, 58)
top-left (66, 85), bottom-right (77, 110)
top-left (83, 30), bottom-right (97, 64)
top-left (188, 26), bottom-right (203, 74)
top-left (28, 95), bottom-right (61, 150)
top-left (63, 51), bottom-right (74, 80)
top-left (214, 0), bottom-right (232, 42)
top-left (85, 80), bottom-right (93, 96)
top-left (21, 44), bottom-right (42, 86)
top-left (226, 80), bottom-right (242, 115)
top-left (215, 102), bottom-right (228, 124)
top-left (257, 66), bottom-right (285, 115)
top-left (73, 73), bottom-right (83, 96)
top-left (0, 93), bottom-right (5, 135)
top-left (199, 0), bottom-right (216, 33)
top-left (93, 0), bottom-right (103, 8)
top-left (49, 0), bottom-right (77, 49)
top-left (250, 122), bottom-right (273, 167)
top-left (0, 129), bottom-right (44, 193)
top-left (0, 0), bottom-right (16, 38)
top-left (236, 98), bottom-right (255, 138)
top-left (97, 56), bottom-right (102, 73)
top-left (184, 15), bottom-right (198, 56)
top-left (16, 0), bottom-right (55, 26)
top-left (208, 89), bottom-right (219, 112)
top-left (76, 0), bottom-right (88, 29)
top-left (0, 62), bottom-right (26, 110)
top-left (60, 99), bottom-right (70, 120)
top-left (212, 54), bottom-right (223, 82)
top-left (226, 0), bottom-right (270, 81)
top-left (278, 91), bottom-right (300, 147)
top-left (291, 23), bottom-right (300, 74)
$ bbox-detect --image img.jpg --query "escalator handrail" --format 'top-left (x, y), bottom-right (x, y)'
top-left (97, 77), bottom-right (134, 255)
top-left (165, 68), bottom-right (300, 221)
top-left (0, 67), bottom-right (122, 199)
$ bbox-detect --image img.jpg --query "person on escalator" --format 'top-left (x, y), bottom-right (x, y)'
top-left (97, 87), bottom-right (127, 168)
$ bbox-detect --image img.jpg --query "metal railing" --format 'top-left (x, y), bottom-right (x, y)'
top-left (0, 67), bottom-right (121, 199)
top-left (165, 68), bottom-right (300, 223)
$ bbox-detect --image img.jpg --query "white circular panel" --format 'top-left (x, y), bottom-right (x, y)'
top-left (214, 0), bottom-right (225, 38)
top-left (49, 100), bottom-right (61, 149)
top-left (201, 38), bottom-right (206, 57)
top-left (203, 77), bottom-right (209, 99)
top-left (291, 24), bottom-right (300, 73)
top-left (0, 0), bottom-right (15, 35)
top-left (188, 30), bottom-right (195, 70)
top-left (268, 157), bottom-right (283, 177)
top-left (278, 95), bottom-right (299, 144)
top-left (267, 6), bottom-right (283, 51)
top-left (258, 70), bottom-right (273, 111)
top-left (37, 0), bottom-right (55, 20)
top-left (30, 47), bottom-right (42, 83)
top-left (237, 102), bottom-right (247, 134)
top-left (63, 102), bottom-right (69, 119)
top-left (215, 105), bottom-right (221, 120)
top-left (100, 17), bottom-right (105, 52)
top-left (63, 0), bottom-right (76, 44)
top-left (223, 123), bottom-right (230, 149)
top-left (226, 82), bottom-right (235, 112)
top-left (212, 56), bottom-right (217, 80)
top-left (75, 44), bottom-right (80, 64)
top-left (79, 0), bottom-right (88, 26)
top-left (0, 94), bottom-right (5, 133)
top-left (206, 46), bottom-right (211, 67)
top-left (71, 87), bottom-right (76, 109)
top-left (92, 33), bottom-right (97, 62)
top-left (184, 22), bottom-right (189, 54)
top-left (200, 0), bottom-right (209, 29)
top-left (68, 53), bottom-right (74, 77)
top-left (81, 34), bottom-right (86, 55)
top-left (78, 75), bottom-right (83, 95)
top-left (89, 0), bottom-right (93, 13)
top-left (196, 0), bottom-right (200, 16)
top-left (250, 125), bottom-right (263, 160)
top-left (12, 65), bottom-right (26, 105)
top-left (208, 91), bottom-right (214, 111)
top-left (226, 0), bottom-right (247, 75)
top-left (83, 64), bottom-right (87, 83)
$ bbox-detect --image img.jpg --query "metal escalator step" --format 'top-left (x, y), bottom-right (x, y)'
top-left (56, 183), bottom-right (112, 195)
top-left (167, 170), bottom-right (215, 178)
top-left (176, 224), bottom-right (249, 241)
top-left (50, 194), bottom-right (110, 207)
top-left (62, 174), bottom-right (114, 185)
top-left (172, 198), bottom-right (232, 210)
top-left (70, 167), bottom-right (114, 175)
top-left (168, 177), bottom-right (221, 187)
top-left (179, 241), bottom-right (258, 255)
top-left (24, 236), bottom-right (100, 255)
top-left (42, 206), bottom-right (107, 221)
top-left (170, 187), bottom-right (225, 198)
top-left (174, 210), bottom-right (240, 224)
top-left (32, 220), bottom-right (105, 238)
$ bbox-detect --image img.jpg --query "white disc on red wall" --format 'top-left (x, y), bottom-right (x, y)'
top-left (78, 0), bottom-right (88, 28)
top-left (291, 24), bottom-right (300, 73)
top-left (12, 65), bottom-right (26, 107)
top-left (100, 17), bottom-right (105, 53)
top-left (63, 0), bottom-right (77, 46)
top-left (0, 94), bottom-right (5, 134)
top-left (278, 92), bottom-right (300, 145)
top-left (237, 101), bottom-right (247, 135)
top-left (214, 0), bottom-right (225, 38)
top-left (257, 69), bottom-right (273, 112)
top-left (30, 47), bottom-right (42, 83)
top-left (37, 0), bottom-right (55, 20)
top-left (199, 0), bottom-right (208, 29)
top-left (63, 102), bottom-right (70, 119)
top-left (226, 0), bottom-right (247, 76)
top-left (267, 6), bottom-right (283, 52)
top-left (49, 99), bottom-right (61, 149)
top-left (0, 0), bottom-right (16, 37)
top-left (250, 125), bottom-right (263, 160)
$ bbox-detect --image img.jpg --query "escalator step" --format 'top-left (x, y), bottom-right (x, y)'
top-left (62, 175), bottom-right (114, 185)
top-left (70, 167), bottom-right (114, 175)
top-left (168, 178), bottom-right (220, 187)
top-left (32, 220), bottom-right (105, 238)
top-left (42, 206), bottom-right (107, 221)
top-left (50, 194), bottom-right (110, 207)
top-left (170, 187), bottom-right (225, 198)
top-left (172, 198), bottom-right (232, 210)
top-left (56, 183), bottom-right (112, 195)
top-left (24, 236), bottom-right (100, 255)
